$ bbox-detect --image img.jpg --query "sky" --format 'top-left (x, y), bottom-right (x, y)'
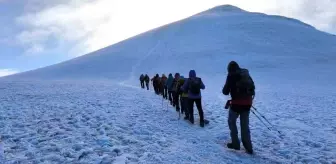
top-left (0, 0), bottom-right (335, 77)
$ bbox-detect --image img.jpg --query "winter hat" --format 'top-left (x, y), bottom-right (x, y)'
top-left (227, 61), bottom-right (240, 73)
top-left (189, 70), bottom-right (196, 78)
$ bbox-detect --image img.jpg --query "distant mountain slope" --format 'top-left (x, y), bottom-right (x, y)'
top-left (4, 5), bottom-right (336, 84)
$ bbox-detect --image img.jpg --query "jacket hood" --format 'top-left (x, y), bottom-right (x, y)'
top-left (189, 70), bottom-right (196, 78)
top-left (227, 61), bottom-right (240, 73)
top-left (174, 73), bottom-right (180, 78)
top-left (167, 75), bottom-right (173, 80)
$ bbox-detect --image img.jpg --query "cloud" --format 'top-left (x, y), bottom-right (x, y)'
top-left (0, 69), bottom-right (18, 77)
top-left (25, 44), bottom-right (44, 55)
top-left (15, 0), bottom-right (336, 57)
top-left (263, 0), bottom-right (336, 34)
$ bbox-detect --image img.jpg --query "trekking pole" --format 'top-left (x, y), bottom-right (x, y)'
top-left (161, 96), bottom-right (164, 109)
top-left (251, 109), bottom-right (284, 139)
top-left (252, 106), bottom-right (283, 136)
top-left (251, 110), bottom-right (272, 132)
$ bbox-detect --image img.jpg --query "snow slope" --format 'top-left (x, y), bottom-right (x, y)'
top-left (1, 5), bottom-right (336, 164)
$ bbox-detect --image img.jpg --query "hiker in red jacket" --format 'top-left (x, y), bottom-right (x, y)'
top-left (222, 61), bottom-right (255, 154)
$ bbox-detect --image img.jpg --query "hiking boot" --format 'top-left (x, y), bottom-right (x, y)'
top-left (200, 121), bottom-right (204, 127)
top-left (189, 117), bottom-right (194, 124)
top-left (227, 143), bottom-right (240, 150)
top-left (246, 149), bottom-right (253, 154)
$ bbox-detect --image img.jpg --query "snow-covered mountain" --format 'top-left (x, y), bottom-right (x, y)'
top-left (1, 5), bottom-right (336, 163)
top-left (5, 5), bottom-right (336, 82)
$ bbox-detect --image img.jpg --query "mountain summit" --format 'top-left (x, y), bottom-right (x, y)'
top-left (202, 4), bottom-right (247, 13)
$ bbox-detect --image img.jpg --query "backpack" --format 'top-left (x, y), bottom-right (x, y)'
top-left (176, 79), bottom-right (185, 95)
top-left (161, 77), bottom-right (167, 86)
top-left (172, 79), bottom-right (178, 91)
top-left (188, 77), bottom-right (202, 94)
top-left (235, 69), bottom-right (255, 97)
top-left (144, 76), bottom-right (149, 82)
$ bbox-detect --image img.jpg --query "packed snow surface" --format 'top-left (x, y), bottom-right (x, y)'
top-left (1, 79), bottom-right (335, 163)
top-left (1, 5), bottom-right (336, 164)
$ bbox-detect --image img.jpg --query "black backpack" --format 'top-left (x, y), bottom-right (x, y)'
top-left (144, 76), bottom-right (149, 82)
top-left (188, 77), bottom-right (202, 94)
top-left (235, 69), bottom-right (255, 97)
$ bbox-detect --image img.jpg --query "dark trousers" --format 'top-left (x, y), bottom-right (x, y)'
top-left (159, 86), bottom-right (163, 95)
top-left (145, 82), bottom-right (149, 90)
top-left (154, 84), bottom-right (159, 94)
top-left (188, 98), bottom-right (204, 123)
top-left (180, 97), bottom-right (189, 115)
top-left (228, 105), bottom-right (253, 151)
top-left (140, 81), bottom-right (144, 88)
top-left (162, 87), bottom-right (168, 99)
top-left (168, 91), bottom-right (173, 104)
top-left (172, 91), bottom-right (180, 110)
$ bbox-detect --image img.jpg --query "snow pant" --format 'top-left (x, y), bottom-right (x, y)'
top-left (228, 107), bottom-right (253, 151)
top-left (163, 87), bottom-right (168, 99)
top-left (140, 81), bottom-right (145, 88)
top-left (159, 85), bottom-right (164, 95)
top-left (145, 82), bottom-right (149, 90)
top-left (153, 84), bottom-right (159, 94)
top-left (180, 97), bottom-right (189, 116)
top-left (172, 91), bottom-right (180, 111)
top-left (188, 98), bottom-right (204, 124)
top-left (168, 91), bottom-right (173, 104)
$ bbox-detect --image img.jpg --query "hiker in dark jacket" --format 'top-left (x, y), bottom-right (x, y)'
top-left (158, 77), bottom-right (162, 95)
top-left (177, 76), bottom-right (189, 118)
top-left (139, 74), bottom-right (145, 89)
top-left (144, 74), bottom-right (150, 90)
top-left (222, 61), bottom-right (254, 154)
top-left (181, 70), bottom-right (205, 127)
top-left (172, 73), bottom-right (180, 111)
top-left (166, 73), bottom-right (174, 105)
top-left (161, 74), bottom-right (168, 99)
top-left (153, 74), bottom-right (160, 94)
top-left (151, 75), bottom-right (155, 90)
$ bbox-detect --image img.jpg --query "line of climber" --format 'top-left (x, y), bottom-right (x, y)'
top-left (139, 70), bottom-right (206, 127)
top-left (138, 61), bottom-right (257, 154)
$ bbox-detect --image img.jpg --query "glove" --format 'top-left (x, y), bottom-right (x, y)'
top-left (224, 100), bottom-right (231, 109)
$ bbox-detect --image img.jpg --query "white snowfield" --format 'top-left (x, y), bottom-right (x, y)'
top-left (1, 5), bottom-right (336, 164)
